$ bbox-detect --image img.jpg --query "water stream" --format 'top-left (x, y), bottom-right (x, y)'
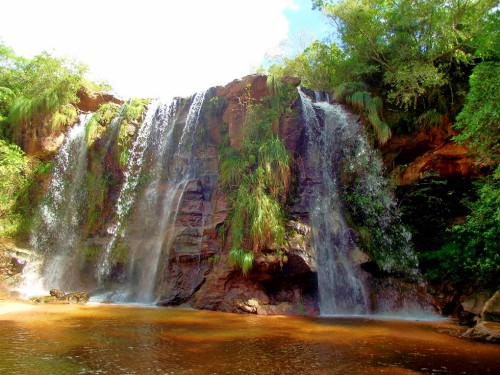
top-left (299, 90), bottom-right (421, 316)
top-left (300, 91), bottom-right (369, 314)
top-left (29, 114), bottom-right (92, 291)
top-left (100, 92), bottom-right (207, 302)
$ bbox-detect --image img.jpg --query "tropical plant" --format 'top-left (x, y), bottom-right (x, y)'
top-left (220, 81), bottom-right (295, 274)
top-left (228, 248), bottom-right (254, 276)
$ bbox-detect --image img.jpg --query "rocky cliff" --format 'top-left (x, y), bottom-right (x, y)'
top-left (3, 74), bottom-right (492, 318)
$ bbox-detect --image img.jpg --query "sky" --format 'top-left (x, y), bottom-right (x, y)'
top-left (0, 0), bottom-right (329, 99)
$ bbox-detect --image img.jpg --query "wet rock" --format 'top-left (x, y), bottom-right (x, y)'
top-left (215, 74), bottom-right (269, 149)
top-left (236, 298), bottom-right (261, 314)
top-left (30, 291), bottom-right (89, 304)
top-left (50, 289), bottom-right (66, 298)
top-left (459, 290), bottom-right (492, 325)
top-left (63, 292), bottom-right (89, 304)
top-left (463, 321), bottom-right (500, 343)
top-left (482, 291), bottom-right (500, 322)
top-left (156, 257), bottom-right (209, 306)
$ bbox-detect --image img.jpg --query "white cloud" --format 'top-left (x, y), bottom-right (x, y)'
top-left (0, 0), bottom-right (294, 98)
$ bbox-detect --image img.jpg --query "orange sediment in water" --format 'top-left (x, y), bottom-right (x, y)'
top-left (0, 303), bottom-right (498, 374)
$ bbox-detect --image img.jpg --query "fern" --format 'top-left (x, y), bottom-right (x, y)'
top-left (219, 150), bottom-right (247, 190)
top-left (258, 136), bottom-right (291, 201)
top-left (50, 104), bottom-right (78, 132)
top-left (367, 113), bottom-right (391, 145)
top-left (334, 83), bottom-right (391, 144)
top-left (228, 248), bottom-right (254, 275)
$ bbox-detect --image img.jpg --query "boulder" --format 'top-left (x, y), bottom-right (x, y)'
top-left (50, 289), bottom-right (66, 298)
top-left (30, 291), bottom-right (89, 304)
top-left (463, 321), bottom-right (500, 343)
top-left (482, 291), bottom-right (500, 322)
top-left (63, 292), bottom-right (89, 304)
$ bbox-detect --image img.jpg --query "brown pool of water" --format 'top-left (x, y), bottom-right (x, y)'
top-left (0, 303), bottom-right (498, 374)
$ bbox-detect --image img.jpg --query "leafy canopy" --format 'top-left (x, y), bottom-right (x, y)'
top-left (0, 43), bottom-right (89, 143)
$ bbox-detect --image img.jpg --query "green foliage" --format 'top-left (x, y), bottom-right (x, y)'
top-left (219, 149), bottom-right (248, 191)
top-left (266, 75), bottom-right (299, 117)
top-left (204, 95), bottom-right (227, 117)
top-left (3, 51), bottom-right (87, 141)
top-left (435, 10), bottom-right (500, 287)
top-left (117, 98), bottom-right (148, 167)
top-left (85, 102), bottom-right (121, 145)
top-left (80, 245), bottom-right (101, 261)
top-left (268, 41), bottom-right (344, 92)
top-left (335, 82), bottom-right (391, 144)
top-left (0, 43), bottom-right (112, 146)
top-left (228, 248), bottom-right (254, 275)
top-left (208, 254), bottom-right (221, 265)
top-left (230, 171), bottom-right (286, 252)
top-left (219, 87), bottom-right (293, 272)
top-left (0, 139), bottom-right (51, 238)
top-left (84, 172), bottom-right (109, 231)
top-left (454, 61), bottom-right (500, 163)
top-left (0, 139), bottom-right (31, 236)
top-left (342, 145), bottom-right (416, 272)
top-left (416, 109), bottom-right (444, 130)
top-left (258, 136), bottom-right (291, 201)
top-left (122, 98), bottom-right (148, 123)
top-left (423, 174), bottom-right (500, 286)
top-left (111, 240), bottom-right (129, 264)
top-left (275, 0), bottom-right (497, 136)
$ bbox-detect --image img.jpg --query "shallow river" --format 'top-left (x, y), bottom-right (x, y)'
top-left (0, 304), bottom-right (498, 374)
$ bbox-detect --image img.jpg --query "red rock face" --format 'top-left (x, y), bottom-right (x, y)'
top-left (149, 75), bottom-right (318, 314)
top-left (382, 122), bottom-right (484, 185)
top-left (23, 74), bottom-right (485, 316)
top-left (215, 74), bottom-right (269, 149)
top-left (76, 88), bottom-right (123, 113)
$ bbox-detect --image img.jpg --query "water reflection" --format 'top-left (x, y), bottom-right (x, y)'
top-left (0, 304), bottom-right (498, 374)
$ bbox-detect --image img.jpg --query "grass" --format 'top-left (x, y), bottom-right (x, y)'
top-left (228, 248), bottom-right (254, 275)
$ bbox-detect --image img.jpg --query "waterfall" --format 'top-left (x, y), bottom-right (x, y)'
top-left (299, 89), bottom-right (421, 316)
top-left (98, 99), bottom-right (162, 280)
top-left (299, 91), bottom-right (369, 314)
top-left (29, 114), bottom-right (92, 291)
top-left (99, 91), bottom-right (207, 303)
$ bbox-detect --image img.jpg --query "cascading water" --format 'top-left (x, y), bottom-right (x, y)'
top-left (29, 114), bottom-right (92, 291)
top-left (98, 99), bottom-right (161, 280)
top-left (299, 91), bottom-right (369, 314)
top-left (99, 91), bottom-right (207, 303)
top-left (299, 89), bottom-right (421, 316)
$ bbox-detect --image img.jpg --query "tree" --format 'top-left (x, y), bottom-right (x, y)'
top-left (317, 0), bottom-right (496, 110)
top-left (0, 44), bottom-right (88, 144)
top-left (269, 41), bottom-right (344, 92)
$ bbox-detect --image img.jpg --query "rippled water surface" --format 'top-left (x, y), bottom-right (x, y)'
top-left (0, 304), bottom-right (499, 374)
